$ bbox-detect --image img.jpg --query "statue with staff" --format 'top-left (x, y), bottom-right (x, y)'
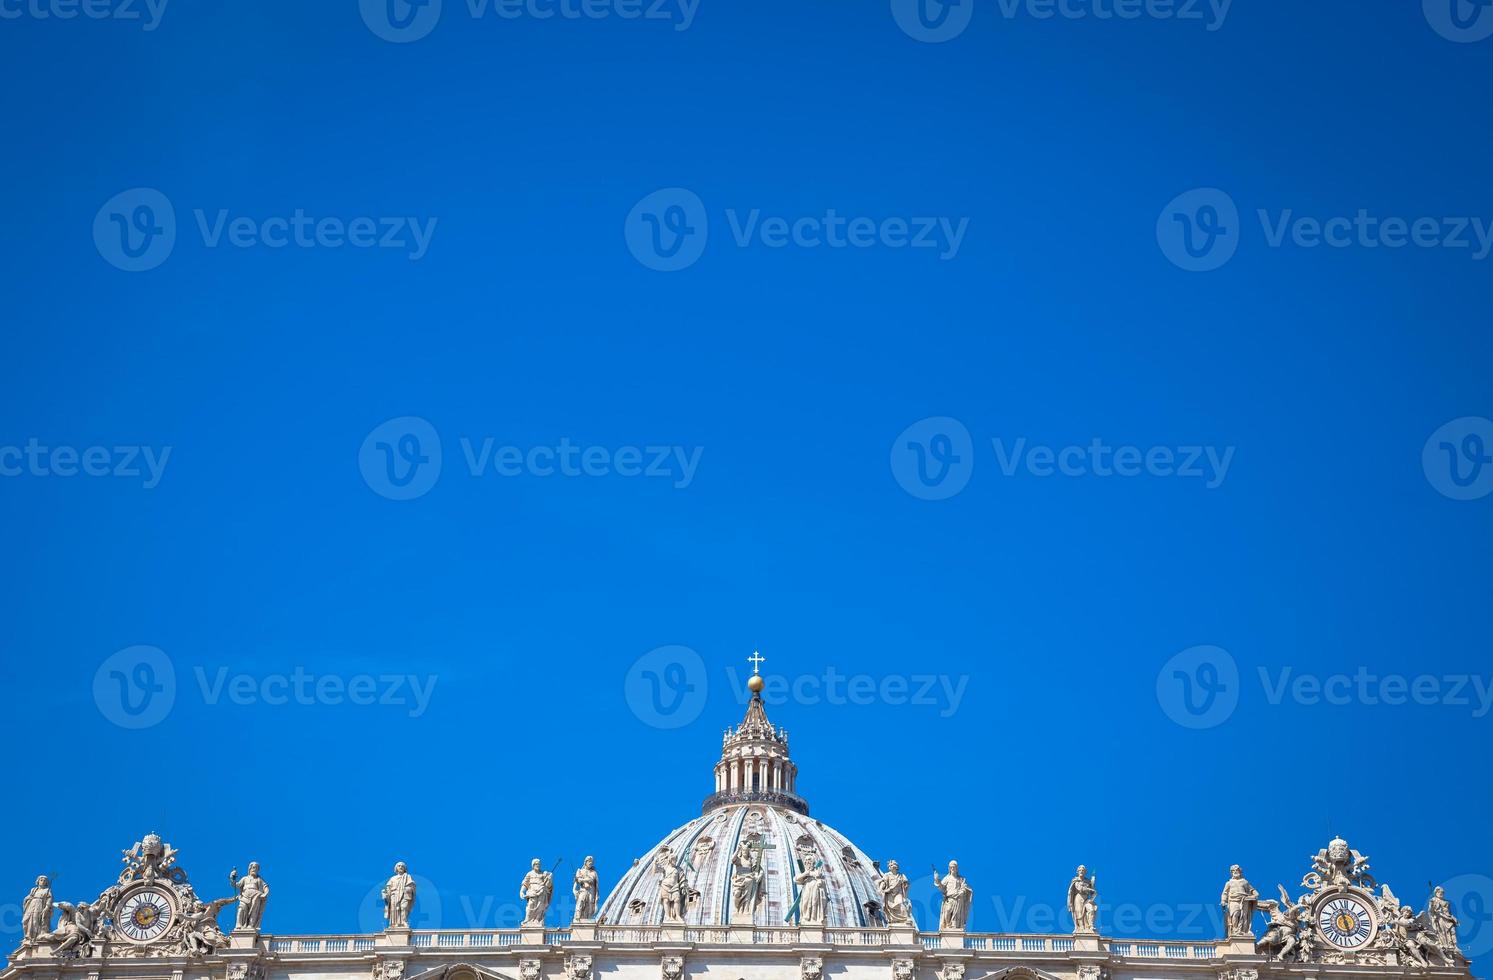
top-left (521, 858), bottom-right (560, 927)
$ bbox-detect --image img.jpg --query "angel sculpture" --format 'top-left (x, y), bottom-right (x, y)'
top-left (180, 897), bottom-right (237, 956)
top-left (1255, 885), bottom-right (1305, 962)
top-left (1390, 903), bottom-right (1445, 967)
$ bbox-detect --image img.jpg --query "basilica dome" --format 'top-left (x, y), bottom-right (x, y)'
top-left (598, 677), bottom-right (898, 929)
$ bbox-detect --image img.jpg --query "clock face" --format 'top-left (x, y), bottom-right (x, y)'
top-left (117, 888), bottom-right (175, 944)
top-left (1316, 893), bottom-right (1376, 950)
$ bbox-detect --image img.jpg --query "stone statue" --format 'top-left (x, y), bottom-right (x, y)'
top-left (654, 849), bottom-right (692, 923)
top-left (1428, 886), bottom-right (1461, 957)
top-left (520, 859), bottom-right (555, 927)
top-left (382, 862), bottom-right (416, 929)
top-left (573, 857), bottom-right (599, 921)
top-left (49, 902), bottom-right (96, 955)
top-left (729, 842), bottom-right (764, 918)
top-left (1220, 865), bottom-right (1259, 937)
top-left (794, 862), bottom-right (827, 926)
top-left (933, 860), bottom-right (972, 931)
top-left (1068, 865), bottom-right (1097, 934)
top-left (877, 860), bottom-right (914, 926)
top-left (230, 862), bottom-right (270, 930)
top-left (181, 897), bottom-right (235, 956)
top-left (22, 876), bottom-right (53, 944)
top-left (1393, 904), bottom-right (1444, 967)
top-left (1255, 885), bottom-right (1303, 961)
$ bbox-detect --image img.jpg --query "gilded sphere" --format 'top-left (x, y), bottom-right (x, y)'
top-left (747, 674), bottom-right (765, 693)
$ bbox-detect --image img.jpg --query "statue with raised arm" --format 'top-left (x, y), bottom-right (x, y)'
top-left (1221, 865), bottom-right (1259, 938)
top-left (878, 860), bottom-right (914, 926)
top-left (181, 897), bottom-right (236, 956)
top-left (382, 862), bottom-right (416, 929)
top-left (22, 876), bottom-right (54, 945)
top-left (933, 860), bottom-right (972, 931)
top-left (520, 858), bottom-right (554, 927)
top-left (229, 863), bottom-right (269, 930)
top-left (1068, 866), bottom-right (1098, 934)
top-left (1392, 904), bottom-right (1444, 967)
top-left (572, 857), bottom-right (599, 921)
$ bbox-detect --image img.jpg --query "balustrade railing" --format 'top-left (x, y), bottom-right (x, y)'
top-left (256, 930), bottom-right (1222, 959)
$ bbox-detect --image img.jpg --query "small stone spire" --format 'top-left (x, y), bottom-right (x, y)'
top-left (703, 653), bottom-right (806, 815)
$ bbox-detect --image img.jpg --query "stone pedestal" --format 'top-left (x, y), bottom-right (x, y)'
top-left (888, 925), bottom-right (919, 947)
top-left (661, 924), bottom-right (687, 943)
top-left (1223, 936), bottom-right (1259, 956)
top-left (729, 925), bottom-right (756, 944)
top-left (938, 930), bottom-right (965, 949)
top-left (799, 926), bottom-right (825, 945)
top-left (230, 929), bottom-right (261, 950)
top-left (519, 925), bottom-right (547, 946)
top-left (569, 920), bottom-right (597, 941)
top-left (380, 928), bottom-right (411, 948)
top-left (1072, 932), bottom-right (1103, 952)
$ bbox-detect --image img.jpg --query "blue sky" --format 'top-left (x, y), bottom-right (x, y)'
top-left (2, 0), bottom-right (1492, 962)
